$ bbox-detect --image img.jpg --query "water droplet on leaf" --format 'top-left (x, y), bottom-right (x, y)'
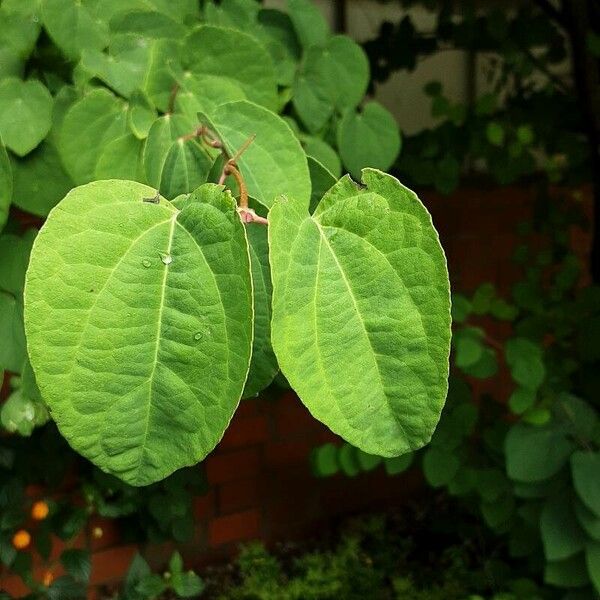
top-left (142, 259), bottom-right (151, 268)
top-left (160, 254), bottom-right (172, 265)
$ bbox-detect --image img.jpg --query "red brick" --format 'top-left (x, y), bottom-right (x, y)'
top-left (90, 544), bottom-right (137, 585)
top-left (208, 509), bottom-right (260, 546)
top-left (205, 448), bottom-right (261, 484)
top-left (263, 440), bottom-right (314, 469)
top-left (274, 396), bottom-right (316, 438)
top-left (219, 415), bottom-right (269, 449)
top-left (218, 478), bottom-right (260, 515)
top-left (193, 490), bottom-right (215, 520)
top-left (89, 516), bottom-right (120, 551)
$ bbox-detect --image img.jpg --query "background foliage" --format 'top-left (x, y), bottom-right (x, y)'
top-left (1, 0), bottom-right (600, 598)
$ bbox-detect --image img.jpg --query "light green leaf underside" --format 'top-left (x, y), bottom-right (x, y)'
top-left (243, 224), bottom-right (278, 398)
top-left (24, 180), bottom-right (253, 485)
top-left (269, 168), bottom-right (451, 457)
top-left (199, 100), bottom-right (310, 210)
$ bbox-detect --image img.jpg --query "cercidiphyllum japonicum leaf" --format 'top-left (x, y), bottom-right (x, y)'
top-left (243, 224), bottom-right (278, 398)
top-left (42, 0), bottom-right (109, 60)
top-left (24, 180), bottom-right (253, 485)
top-left (174, 73), bottom-right (246, 123)
top-left (286, 0), bottom-right (329, 49)
top-left (143, 114), bottom-right (213, 199)
top-left (269, 169), bottom-right (451, 457)
top-left (199, 101), bottom-right (311, 210)
top-left (293, 36), bottom-right (369, 134)
top-left (11, 142), bottom-right (73, 218)
top-left (0, 78), bottom-right (53, 157)
top-left (0, 137), bottom-right (12, 232)
top-left (337, 103), bottom-right (402, 180)
top-left (58, 88), bottom-right (129, 184)
top-left (0, 230), bottom-right (36, 373)
top-left (307, 156), bottom-right (336, 214)
top-left (182, 25), bottom-right (278, 112)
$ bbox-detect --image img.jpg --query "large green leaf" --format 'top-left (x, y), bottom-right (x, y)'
top-left (24, 180), bottom-right (253, 485)
top-left (58, 88), bottom-right (128, 184)
top-left (269, 169), bottom-right (451, 457)
top-left (199, 101), bottom-right (310, 210)
top-left (571, 451), bottom-right (600, 517)
top-left (0, 138), bottom-right (12, 232)
top-left (243, 224), bottom-right (277, 398)
top-left (307, 156), bottom-right (335, 213)
top-left (42, 0), bottom-right (109, 60)
top-left (95, 134), bottom-right (144, 182)
top-left (11, 142), bottom-right (73, 217)
top-left (293, 35), bottom-right (369, 133)
top-left (505, 422), bottom-right (574, 483)
top-left (0, 78), bottom-right (53, 157)
top-left (337, 102), bottom-right (402, 179)
top-left (182, 25), bottom-right (278, 111)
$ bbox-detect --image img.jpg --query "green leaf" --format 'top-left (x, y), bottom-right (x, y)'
top-left (508, 387), bottom-right (536, 415)
top-left (505, 423), bottom-right (573, 483)
top-left (0, 8), bottom-right (40, 59)
top-left (0, 78), bottom-right (52, 157)
top-left (47, 575), bottom-right (87, 600)
top-left (423, 447), bottom-right (459, 487)
top-left (95, 134), bottom-right (144, 182)
top-left (42, 0), bottom-right (109, 60)
top-left (108, 9), bottom-right (186, 39)
top-left (486, 121), bottom-right (505, 146)
top-left (460, 347), bottom-right (498, 378)
top-left (183, 25), bottom-right (278, 111)
top-left (60, 549), bottom-right (91, 583)
top-left (311, 443), bottom-right (339, 477)
top-left (544, 554), bottom-right (590, 589)
top-left (453, 327), bottom-right (484, 368)
top-left (0, 138), bottom-right (12, 232)
top-left (307, 156), bottom-right (336, 213)
top-left (574, 501), bottom-right (600, 540)
top-left (451, 294), bottom-right (471, 323)
top-left (384, 453), bottom-right (413, 475)
top-left (1, 389), bottom-right (37, 436)
top-left (337, 103), bottom-right (401, 179)
top-left (143, 115), bottom-right (212, 199)
top-left (199, 101), bottom-right (310, 210)
top-left (541, 494), bottom-right (587, 561)
top-left (243, 224), bottom-right (278, 398)
top-left (353, 448), bottom-right (381, 471)
top-left (571, 452), bottom-right (600, 517)
top-left (586, 541), bottom-right (600, 593)
top-left (79, 43), bottom-right (149, 98)
top-left (58, 88), bottom-right (128, 184)
top-left (269, 169), bottom-right (451, 457)
top-left (302, 136), bottom-right (341, 177)
top-left (11, 142), bottom-right (73, 217)
top-left (175, 73), bottom-right (246, 122)
top-left (338, 443), bottom-right (360, 477)
top-left (257, 9), bottom-right (301, 87)
top-left (286, 0), bottom-right (329, 49)
top-left (125, 553), bottom-right (151, 588)
top-left (173, 571), bottom-right (204, 597)
top-left (293, 36), bottom-right (369, 132)
top-left (505, 337), bottom-right (546, 391)
top-left (136, 574), bottom-right (167, 597)
top-left (24, 181), bottom-right (253, 485)
top-left (128, 91), bottom-right (157, 140)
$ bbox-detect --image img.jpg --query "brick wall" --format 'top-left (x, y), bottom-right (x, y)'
top-left (1, 183), bottom-right (592, 597)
